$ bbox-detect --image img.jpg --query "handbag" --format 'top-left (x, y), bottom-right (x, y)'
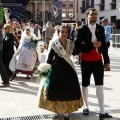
top-left (9, 55), bottom-right (17, 72)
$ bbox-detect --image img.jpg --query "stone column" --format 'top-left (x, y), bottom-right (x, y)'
top-left (35, 0), bottom-right (38, 21)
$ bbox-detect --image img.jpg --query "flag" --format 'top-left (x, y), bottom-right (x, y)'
top-left (52, 0), bottom-right (62, 23)
top-left (0, 7), bottom-right (3, 23)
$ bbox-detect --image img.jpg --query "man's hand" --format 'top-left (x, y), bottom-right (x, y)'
top-left (104, 64), bottom-right (110, 70)
top-left (93, 41), bottom-right (101, 47)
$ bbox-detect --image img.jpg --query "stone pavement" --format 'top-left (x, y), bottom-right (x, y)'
top-left (0, 46), bottom-right (120, 120)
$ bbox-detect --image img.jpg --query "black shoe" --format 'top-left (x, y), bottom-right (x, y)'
top-left (26, 75), bottom-right (31, 79)
top-left (99, 113), bottom-right (112, 118)
top-left (53, 114), bottom-right (59, 119)
top-left (10, 74), bottom-right (16, 81)
top-left (64, 116), bottom-right (70, 120)
top-left (0, 83), bottom-right (10, 87)
top-left (83, 108), bottom-right (89, 116)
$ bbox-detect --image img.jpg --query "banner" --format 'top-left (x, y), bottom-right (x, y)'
top-left (52, 0), bottom-right (62, 23)
top-left (0, 5), bottom-right (26, 21)
top-left (0, 7), bottom-right (3, 23)
top-left (1, 0), bottom-right (30, 6)
top-left (1, 0), bottom-right (29, 21)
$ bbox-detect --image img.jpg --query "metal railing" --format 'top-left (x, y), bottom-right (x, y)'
top-left (110, 34), bottom-right (120, 49)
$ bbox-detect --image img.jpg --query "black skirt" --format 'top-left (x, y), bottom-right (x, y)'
top-left (46, 56), bottom-right (81, 101)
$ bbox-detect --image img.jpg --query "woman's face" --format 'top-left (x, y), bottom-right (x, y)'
top-left (58, 28), bottom-right (68, 40)
top-left (26, 29), bottom-right (30, 36)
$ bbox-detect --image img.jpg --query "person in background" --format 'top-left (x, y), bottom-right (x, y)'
top-left (76, 21), bottom-right (82, 31)
top-left (2, 24), bottom-right (15, 82)
top-left (101, 18), bottom-right (111, 71)
top-left (70, 24), bottom-right (76, 42)
top-left (6, 19), bottom-right (12, 25)
top-left (44, 21), bottom-right (54, 49)
top-left (74, 21), bottom-right (82, 65)
top-left (21, 19), bottom-right (26, 31)
top-left (0, 23), bottom-right (10, 87)
top-left (29, 19), bottom-right (41, 40)
top-left (74, 8), bottom-right (112, 119)
top-left (13, 20), bottom-right (23, 48)
top-left (38, 25), bottom-right (43, 35)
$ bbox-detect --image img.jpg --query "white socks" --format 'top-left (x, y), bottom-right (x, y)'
top-left (96, 85), bottom-right (105, 114)
top-left (82, 85), bottom-right (105, 114)
top-left (82, 86), bottom-right (89, 109)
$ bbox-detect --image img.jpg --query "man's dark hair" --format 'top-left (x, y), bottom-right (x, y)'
top-left (76, 21), bottom-right (82, 26)
top-left (85, 8), bottom-right (97, 15)
top-left (21, 19), bottom-right (26, 23)
top-left (29, 19), bottom-right (35, 24)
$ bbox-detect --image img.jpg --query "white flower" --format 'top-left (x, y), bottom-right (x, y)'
top-left (37, 63), bottom-right (51, 73)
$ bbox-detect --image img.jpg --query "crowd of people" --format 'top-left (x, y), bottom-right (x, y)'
top-left (0, 8), bottom-right (113, 120)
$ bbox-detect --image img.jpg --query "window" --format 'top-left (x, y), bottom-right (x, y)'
top-left (81, 1), bottom-right (85, 13)
top-left (62, 4), bottom-right (66, 7)
top-left (111, 16), bottom-right (116, 23)
top-left (99, 0), bottom-right (105, 11)
top-left (110, 0), bottom-right (116, 9)
top-left (90, 0), bottom-right (94, 7)
top-left (62, 13), bottom-right (66, 17)
top-left (69, 4), bottom-right (73, 7)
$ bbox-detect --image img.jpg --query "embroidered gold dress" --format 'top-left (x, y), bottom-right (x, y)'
top-left (38, 39), bottom-right (83, 113)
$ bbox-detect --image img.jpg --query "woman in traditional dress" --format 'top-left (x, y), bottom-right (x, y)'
top-left (38, 25), bottom-right (83, 120)
top-left (14, 27), bottom-right (38, 79)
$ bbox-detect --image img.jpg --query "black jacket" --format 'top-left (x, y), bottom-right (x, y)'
top-left (74, 24), bottom-right (109, 64)
top-left (3, 33), bottom-right (15, 57)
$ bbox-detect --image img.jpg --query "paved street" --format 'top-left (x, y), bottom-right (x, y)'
top-left (0, 45), bottom-right (120, 120)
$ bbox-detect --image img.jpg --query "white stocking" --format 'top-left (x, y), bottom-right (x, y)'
top-left (96, 85), bottom-right (105, 114)
top-left (82, 86), bottom-right (89, 109)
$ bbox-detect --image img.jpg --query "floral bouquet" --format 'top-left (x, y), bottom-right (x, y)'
top-left (30, 36), bottom-right (38, 47)
top-left (37, 63), bottom-right (52, 88)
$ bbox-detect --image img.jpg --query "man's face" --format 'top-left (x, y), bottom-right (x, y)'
top-left (87, 10), bottom-right (98, 23)
top-left (15, 22), bottom-right (20, 28)
top-left (29, 22), bottom-right (34, 27)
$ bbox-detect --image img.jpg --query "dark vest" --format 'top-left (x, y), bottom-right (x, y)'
top-left (34, 28), bottom-right (38, 37)
top-left (0, 29), bottom-right (3, 50)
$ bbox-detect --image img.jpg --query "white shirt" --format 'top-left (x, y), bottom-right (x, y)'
top-left (88, 23), bottom-right (97, 43)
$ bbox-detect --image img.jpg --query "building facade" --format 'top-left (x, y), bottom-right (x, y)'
top-left (78, 0), bottom-right (120, 24)
top-left (26, 0), bottom-right (53, 24)
top-left (62, 0), bottom-right (79, 23)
